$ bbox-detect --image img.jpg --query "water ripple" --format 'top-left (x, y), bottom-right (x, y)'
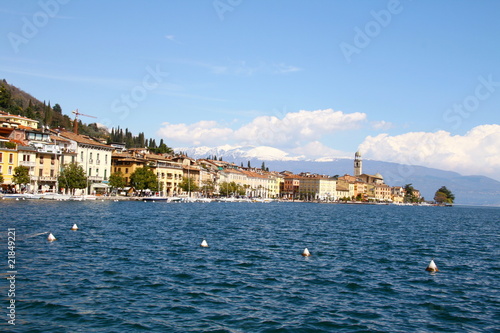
top-left (1, 201), bottom-right (498, 332)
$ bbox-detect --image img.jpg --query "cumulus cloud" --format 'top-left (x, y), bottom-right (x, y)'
top-left (157, 108), bottom-right (367, 149)
top-left (359, 124), bottom-right (500, 180)
top-left (157, 120), bottom-right (233, 146)
top-left (235, 109), bottom-right (367, 146)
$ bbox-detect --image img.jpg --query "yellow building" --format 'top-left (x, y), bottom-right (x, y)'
top-left (146, 154), bottom-right (183, 196)
top-left (111, 152), bottom-right (147, 186)
top-left (0, 139), bottom-right (18, 190)
top-left (374, 184), bottom-right (392, 202)
top-left (0, 111), bottom-right (39, 129)
top-left (267, 173), bottom-right (283, 199)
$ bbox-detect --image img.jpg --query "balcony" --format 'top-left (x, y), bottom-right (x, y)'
top-left (35, 176), bottom-right (57, 182)
top-left (35, 144), bottom-right (61, 154)
top-left (88, 176), bottom-right (103, 181)
top-left (20, 161), bottom-right (36, 167)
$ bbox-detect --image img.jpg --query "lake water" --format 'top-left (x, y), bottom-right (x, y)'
top-left (1, 201), bottom-right (499, 332)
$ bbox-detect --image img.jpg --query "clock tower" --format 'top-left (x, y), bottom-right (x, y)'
top-left (354, 151), bottom-right (362, 177)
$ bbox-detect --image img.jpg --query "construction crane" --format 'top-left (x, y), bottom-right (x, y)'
top-left (72, 109), bottom-right (97, 135)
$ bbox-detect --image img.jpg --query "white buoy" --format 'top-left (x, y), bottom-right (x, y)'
top-left (47, 233), bottom-right (56, 242)
top-left (71, 223), bottom-right (78, 231)
top-left (200, 239), bottom-right (209, 247)
top-left (302, 248), bottom-right (311, 257)
top-left (426, 259), bottom-right (438, 272)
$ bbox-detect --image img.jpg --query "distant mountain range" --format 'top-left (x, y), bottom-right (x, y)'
top-left (179, 145), bottom-right (500, 206)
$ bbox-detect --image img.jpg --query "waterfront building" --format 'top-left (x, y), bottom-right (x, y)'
top-left (217, 167), bottom-right (247, 196)
top-left (146, 154), bottom-right (183, 196)
top-left (281, 172), bottom-right (301, 199)
top-left (267, 172), bottom-right (283, 199)
top-left (336, 178), bottom-right (355, 199)
top-left (0, 137), bottom-right (17, 190)
top-left (241, 169), bottom-right (270, 198)
top-left (17, 144), bottom-right (37, 192)
top-left (111, 152), bottom-right (147, 185)
top-left (299, 174), bottom-right (337, 201)
top-left (57, 130), bottom-right (113, 194)
top-left (391, 186), bottom-right (405, 203)
top-left (374, 184), bottom-right (392, 201)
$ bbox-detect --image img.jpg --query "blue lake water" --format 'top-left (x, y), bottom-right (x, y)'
top-left (1, 201), bottom-right (499, 332)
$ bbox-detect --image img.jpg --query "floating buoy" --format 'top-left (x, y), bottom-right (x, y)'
top-left (71, 223), bottom-right (78, 231)
top-left (426, 259), bottom-right (438, 272)
top-left (302, 248), bottom-right (311, 257)
top-left (200, 239), bottom-right (209, 247)
top-left (47, 233), bottom-right (56, 242)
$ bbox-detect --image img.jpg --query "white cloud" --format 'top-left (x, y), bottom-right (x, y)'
top-left (157, 120), bottom-right (233, 146)
top-left (274, 63), bottom-right (302, 74)
top-left (371, 120), bottom-right (394, 130)
top-left (158, 108), bottom-right (367, 149)
top-left (235, 109), bottom-right (367, 147)
top-left (359, 124), bottom-right (500, 180)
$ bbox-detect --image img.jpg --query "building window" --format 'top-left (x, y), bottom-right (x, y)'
top-left (50, 169), bottom-right (54, 177)
top-left (9, 153), bottom-right (13, 164)
top-left (104, 169), bottom-right (107, 180)
top-left (97, 153), bottom-right (100, 161)
top-left (125, 168), bottom-right (128, 174)
top-left (88, 168), bottom-right (92, 176)
top-left (96, 168), bottom-right (99, 176)
top-left (39, 169), bottom-right (43, 177)
top-left (8, 166), bottom-right (13, 175)
top-left (105, 154), bottom-right (108, 163)
top-left (39, 156), bottom-right (44, 164)
top-left (0, 152), bottom-right (2, 163)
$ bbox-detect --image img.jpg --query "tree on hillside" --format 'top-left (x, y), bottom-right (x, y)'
top-left (53, 103), bottom-right (62, 114)
top-left (130, 166), bottom-right (158, 193)
top-left (59, 163), bottom-right (88, 194)
top-left (13, 166), bottom-right (30, 191)
top-left (0, 83), bottom-right (11, 108)
top-left (434, 186), bottom-right (455, 205)
top-left (109, 171), bottom-right (127, 189)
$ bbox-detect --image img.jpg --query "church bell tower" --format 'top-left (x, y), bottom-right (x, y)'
top-left (354, 151), bottom-right (362, 177)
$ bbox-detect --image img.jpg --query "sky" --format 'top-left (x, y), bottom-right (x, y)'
top-left (1, 0), bottom-right (499, 180)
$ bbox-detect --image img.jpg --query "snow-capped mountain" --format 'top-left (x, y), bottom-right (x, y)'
top-left (176, 145), bottom-right (306, 161)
